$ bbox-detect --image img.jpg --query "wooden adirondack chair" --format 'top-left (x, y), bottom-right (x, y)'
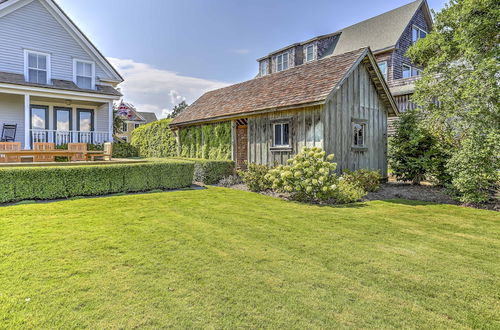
top-left (68, 143), bottom-right (87, 161)
top-left (33, 142), bottom-right (55, 162)
top-left (0, 142), bottom-right (21, 163)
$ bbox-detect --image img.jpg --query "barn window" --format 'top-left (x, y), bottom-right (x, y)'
top-left (273, 122), bottom-right (290, 147)
top-left (352, 122), bottom-right (367, 147)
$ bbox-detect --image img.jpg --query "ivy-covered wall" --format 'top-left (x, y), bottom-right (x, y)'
top-left (179, 121), bottom-right (232, 160)
top-left (131, 118), bottom-right (177, 158)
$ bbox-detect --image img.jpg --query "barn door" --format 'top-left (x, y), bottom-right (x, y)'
top-left (235, 119), bottom-right (248, 169)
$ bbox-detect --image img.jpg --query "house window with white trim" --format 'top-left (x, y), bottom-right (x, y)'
top-left (122, 122), bottom-right (128, 132)
top-left (26, 51), bottom-right (49, 84)
top-left (412, 26), bottom-right (427, 44)
top-left (276, 53), bottom-right (289, 72)
top-left (74, 60), bottom-right (95, 89)
top-left (402, 64), bottom-right (422, 78)
top-left (273, 122), bottom-right (290, 147)
top-left (305, 44), bottom-right (314, 62)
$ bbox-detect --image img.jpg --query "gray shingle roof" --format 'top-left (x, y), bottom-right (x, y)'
top-left (0, 71), bottom-right (121, 96)
top-left (137, 112), bottom-right (158, 123)
top-left (332, 0), bottom-right (428, 55)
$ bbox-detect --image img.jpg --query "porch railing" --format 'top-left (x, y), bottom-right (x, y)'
top-left (30, 129), bottom-right (110, 146)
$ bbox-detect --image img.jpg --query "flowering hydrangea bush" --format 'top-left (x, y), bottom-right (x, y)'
top-left (265, 147), bottom-right (365, 203)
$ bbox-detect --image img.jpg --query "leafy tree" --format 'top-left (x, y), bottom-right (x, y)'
top-left (406, 0), bottom-right (500, 202)
top-left (167, 101), bottom-right (188, 119)
top-left (113, 110), bottom-right (125, 136)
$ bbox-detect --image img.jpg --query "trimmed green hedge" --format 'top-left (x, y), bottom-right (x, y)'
top-left (179, 122), bottom-right (231, 160)
top-left (131, 119), bottom-right (177, 158)
top-left (170, 158), bottom-right (235, 184)
top-left (0, 161), bottom-right (194, 203)
top-left (112, 141), bottom-right (139, 158)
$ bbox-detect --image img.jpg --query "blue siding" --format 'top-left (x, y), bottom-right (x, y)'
top-left (0, 0), bottom-right (114, 83)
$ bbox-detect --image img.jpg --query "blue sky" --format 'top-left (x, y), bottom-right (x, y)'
top-left (57, 0), bottom-right (448, 117)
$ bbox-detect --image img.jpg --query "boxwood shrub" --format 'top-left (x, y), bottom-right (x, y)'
top-left (0, 161), bottom-right (194, 203)
top-left (169, 158), bottom-right (235, 184)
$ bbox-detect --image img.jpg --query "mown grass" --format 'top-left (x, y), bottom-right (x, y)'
top-left (0, 187), bottom-right (498, 328)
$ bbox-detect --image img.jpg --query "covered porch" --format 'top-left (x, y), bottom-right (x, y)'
top-left (0, 85), bottom-right (115, 149)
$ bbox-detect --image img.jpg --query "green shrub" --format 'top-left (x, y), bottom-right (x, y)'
top-left (191, 159), bottom-right (235, 184)
top-left (238, 163), bottom-right (272, 192)
top-left (112, 141), bottom-right (139, 158)
top-left (343, 169), bottom-right (382, 192)
top-left (265, 147), bottom-right (366, 203)
top-left (179, 122), bottom-right (231, 160)
top-left (446, 132), bottom-right (500, 204)
top-left (131, 119), bottom-right (177, 158)
top-left (0, 161), bottom-right (194, 203)
top-left (333, 178), bottom-right (367, 204)
top-left (388, 110), bottom-right (448, 185)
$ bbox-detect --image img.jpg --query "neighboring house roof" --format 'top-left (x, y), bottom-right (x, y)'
top-left (137, 112), bottom-right (158, 124)
top-left (0, 71), bottom-right (121, 96)
top-left (257, 0), bottom-right (432, 61)
top-left (332, 0), bottom-right (431, 55)
top-left (171, 48), bottom-right (397, 127)
top-left (0, 0), bottom-right (123, 83)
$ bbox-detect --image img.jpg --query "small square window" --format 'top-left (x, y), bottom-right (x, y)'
top-left (273, 123), bottom-right (290, 147)
top-left (134, 123), bottom-right (141, 129)
top-left (353, 122), bottom-right (366, 147)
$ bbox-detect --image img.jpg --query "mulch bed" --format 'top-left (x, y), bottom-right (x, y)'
top-left (223, 182), bottom-right (499, 212)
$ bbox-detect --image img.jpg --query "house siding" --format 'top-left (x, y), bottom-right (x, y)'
top-left (0, 0), bottom-right (113, 83)
top-left (392, 7), bottom-right (430, 80)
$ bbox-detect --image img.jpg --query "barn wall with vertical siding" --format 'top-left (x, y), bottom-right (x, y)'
top-left (246, 62), bottom-right (389, 177)
top-left (324, 62), bottom-right (388, 176)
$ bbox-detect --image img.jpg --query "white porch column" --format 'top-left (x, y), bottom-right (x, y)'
top-left (108, 101), bottom-right (113, 142)
top-left (24, 94), bottom-right (30, 149)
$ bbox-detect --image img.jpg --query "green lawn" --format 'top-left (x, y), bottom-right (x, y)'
top-left (0, 188), bottom-right (498, 329)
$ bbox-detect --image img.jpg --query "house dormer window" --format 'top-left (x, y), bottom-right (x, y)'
top-left (412, 26), bottom-right (427, 44)
top-left (276, 52), bottom-right (289, 72)
top-left (74, 59), bottom-right (95, 89)
top-left (260, 61), bottom-right (268, 76)
top-left (25, 50), bottom-right (50, 84)
top-left (305, 44), bottom-right (314, 62)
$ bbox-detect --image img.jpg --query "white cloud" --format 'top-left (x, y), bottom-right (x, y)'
top-left (108, 57), bottom-right (229, 119)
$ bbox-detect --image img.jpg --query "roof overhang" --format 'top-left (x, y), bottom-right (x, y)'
top-left (0, 82), bottom-right (121, 102)
top-left (170, 101), bottom-right (324, 128)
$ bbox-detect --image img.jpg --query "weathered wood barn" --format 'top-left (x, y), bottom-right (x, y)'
top-left (170, 48), bottom-right (398, 176)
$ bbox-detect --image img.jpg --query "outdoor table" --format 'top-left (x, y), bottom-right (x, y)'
top-left (0, 150), bottom-right (105, 162)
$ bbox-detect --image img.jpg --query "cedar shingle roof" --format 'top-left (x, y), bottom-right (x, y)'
top-left (171, 48), bottom-right (367, 126)
top-left (0, 71), bottom-right (121, 96)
